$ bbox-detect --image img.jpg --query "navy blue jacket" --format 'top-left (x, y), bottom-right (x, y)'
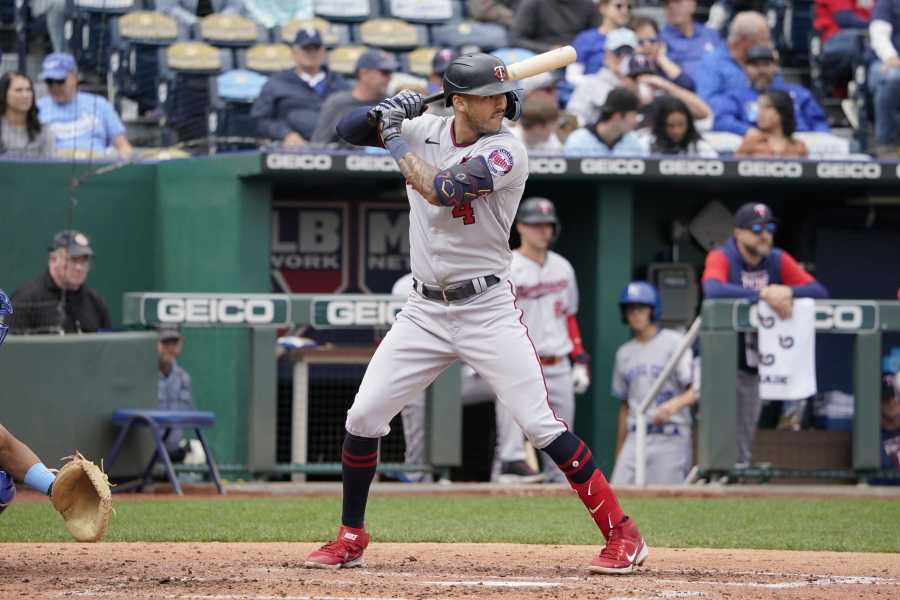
top-left (250, 68), bottom-right (349, 141)
top-left (710, 82), bottom-right (830, 135)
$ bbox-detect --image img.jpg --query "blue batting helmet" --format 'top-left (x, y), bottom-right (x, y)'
top-left (619, 281), bottom-right (661, 322)
top-left (0, 290), bottom-right (12, 346)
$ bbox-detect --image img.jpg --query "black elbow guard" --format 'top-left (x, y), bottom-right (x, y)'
top-left (433, 155), bottom-right (494, 207)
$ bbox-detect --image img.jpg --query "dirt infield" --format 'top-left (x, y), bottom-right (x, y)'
top-left (3, 542), bottom-right (898, 599)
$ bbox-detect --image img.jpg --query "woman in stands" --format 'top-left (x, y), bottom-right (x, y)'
top-left (736, 90), bottom-right (808, 158)
top-left (641, 95), bottom-right (717, 157)
top-left (0, 72), bottom-right (55, 158)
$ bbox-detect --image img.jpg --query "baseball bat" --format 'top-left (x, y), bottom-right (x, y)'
top-left (368, 45), bottom-right (577, 123)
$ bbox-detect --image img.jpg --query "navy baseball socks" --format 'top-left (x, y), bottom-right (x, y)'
top-left (304, 433), bottom-right (375, 569)
top-left (543, 431), bottom-right (648, 574)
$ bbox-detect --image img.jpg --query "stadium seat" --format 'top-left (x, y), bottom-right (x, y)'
top-left (327, 44), bottom-right (368, 76)
top-left (315, 0), bottom-right (380, 23)
top-left (383, 0), bottom-right (463, 25)
top-left (208, 68), bottom-right (268, 150)
top-left (65, 0), bottom-right (143, 77)
top-left (354, 18), bottom-right (429, 51)
top-left (109, 10), bottom-right (185, 114)
top-left (236, 42), bottom-right (292, 74)
top-left (276, 17), bottom-right (351, 48)
top-left (404, 46), bottom-right (438, 77)
top-left (158, 40), bottom-right (233, 144)
top-left (196, 12), bottom-right (268, 67)
top-left (431, 20), bottom-right (509, 52)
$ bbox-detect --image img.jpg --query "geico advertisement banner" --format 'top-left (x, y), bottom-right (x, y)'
top-left (733, 302), bottom-right (879, 333)
top-left (271, 201), bottom-right (349, 293)
top-left (142, 295), bottom-right (291, 325)
top-left (310, 295), bottom-right (405, 328)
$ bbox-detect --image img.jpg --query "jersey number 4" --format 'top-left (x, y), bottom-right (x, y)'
top-left (452, 200), bottom-right (476, 225)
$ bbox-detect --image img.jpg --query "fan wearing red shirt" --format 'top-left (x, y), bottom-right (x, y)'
top-left (702, 202), bottom-right (828, 466)
top-left (814, 0), bottom-right (873, 89)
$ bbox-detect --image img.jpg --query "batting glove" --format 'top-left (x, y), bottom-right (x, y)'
top-left (390, 90), bottom-right (425, 119)
top-left (572, 363), bottom-right (591, 394)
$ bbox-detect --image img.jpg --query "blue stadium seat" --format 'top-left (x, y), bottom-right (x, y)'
top-left (430, 19), bottom-right (509, 52)
top-left (315, 0), bottom-right (380, 23)
top-left (157, 40), bottom-right (233, 143)
top-left (236, 42), bottom-right (293, 74)
top-left (65, 0), bottom-right (143, 77)
top-left (208, 68), bottom-right (268, 150)
top-left (353, 17), bottom-right (429, 51)
top-left (382, 0), bottom-right (463, 25)
top-left (276, 17), bottom-right (351, 48)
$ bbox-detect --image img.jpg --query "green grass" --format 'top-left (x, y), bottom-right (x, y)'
top-left (2, 495), bottom-right (899, 552)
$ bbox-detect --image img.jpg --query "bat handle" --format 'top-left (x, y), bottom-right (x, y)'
top-left (366, 91), bottom-right (447, 125)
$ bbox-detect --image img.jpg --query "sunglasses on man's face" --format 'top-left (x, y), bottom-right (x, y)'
top-left (748, 222), bottom-right (777, 234)
top-left (45, 79), bottom-right (66, 86)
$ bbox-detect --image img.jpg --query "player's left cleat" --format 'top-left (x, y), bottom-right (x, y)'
top-left (588, 516), bottom-right (648, 575)
top-left (304, 525), bottom-right (370, 569)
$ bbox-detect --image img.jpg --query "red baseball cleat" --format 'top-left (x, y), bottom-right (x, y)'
top-left (589, 517), bottom-right (648, 574)
top-left (304, 525), bottom-right (370, 569)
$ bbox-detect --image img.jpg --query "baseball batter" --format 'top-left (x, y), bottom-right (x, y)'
top-left (495, 197), bottom-right (591, 483)
top-left (610, 282), bottom-right (697, 485)
top-left (304, 53), bottom-right (647, 574)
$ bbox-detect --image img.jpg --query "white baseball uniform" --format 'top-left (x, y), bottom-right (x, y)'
top-left (346, 114), bottom-right (567, 454)
top-left (610, 329), bottom-right (694, 485)
top-left (495, 250), bottom-right (580, 482)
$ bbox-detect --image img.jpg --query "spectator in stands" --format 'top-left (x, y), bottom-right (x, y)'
top-left (556, 111), bottom-right (579, 143)
top-left (735, 89), bottom-right (809, 157)
top-left (427, 49), bottom-right (458, 118)
top-left (567, 28), bottom-right (636, 126)
top-left (693, 11), bottom-right (773, 102)
top-left (251, 28), bottom-right (349, 148)
top-left (564, 87), bottom-right (646, 155)
top-left (511, 0), bottom-right (599, 54)
top-left (511, 93), bottom-right (563, 152)
top-left (815, 0), bottom-right (871, 91)
top-left (702, 203), bottom-right (828, 466)
top-left (0, 72), bottom-right (55, 157)
top-left (633, 16), bottom-right (696, 91)
top-left (311, 49), bottom-right (399, 147)
top-left (869, 0), bottom-right (900, 157)
top-left (36, 53), bottom-right (133, 160)
top-left (625, 54), bottom-right (712, 121)
top-left (880, 372), bottom-right (900, 476)
top-left (639, 95), bottom-right (718, 156)
top-left (467, 0), bottom-right (522, 28)
top-left (157, 0), bottom-right (246, 28)
top-left (660, 0), bottom-right (725, 75)
top-left (711, 45), bottom-right (829, 135)
top-left (568, 0), bottom-right (632, 85)
top-left (8, 230), bottom-right (111, 335)
top-left (31, 0), bottom-right (66, 54)
top-left (157, 326), bottom-right (196, 464)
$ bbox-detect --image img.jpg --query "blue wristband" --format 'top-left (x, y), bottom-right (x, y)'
top-left (24, 462), bottom-right (55, 495)
top-left (384, 136), bottom-right (411, 161)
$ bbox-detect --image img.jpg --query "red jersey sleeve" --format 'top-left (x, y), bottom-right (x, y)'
top-left (701, 249), bottom-right (730, 283)
top-left (779, 252), bottom-right (816, 286)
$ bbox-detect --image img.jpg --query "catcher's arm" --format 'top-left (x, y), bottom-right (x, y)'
top-left (50, 452), bottom-right (112, 542)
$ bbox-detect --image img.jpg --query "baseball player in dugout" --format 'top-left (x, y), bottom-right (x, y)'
top-left (305, 53), bottom-right (648, 574)
top-left (495, 197), bottom-right (592, 483)
top-left (610, 282), bottom-right (697, 485)
top-left (702, 203), bottom-right (828, 467)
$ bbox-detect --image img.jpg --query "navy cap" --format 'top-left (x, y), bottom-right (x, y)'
top-left (746, 45), bottom-right (776, 63)
top-left (293, 27), bottom-right (322, 47)
top-left (735, 202), bottom-right (778, 228)
top-left (39, 52), bottom-right (77, 80)
top-left (432, 48), bottom-right (458, 75)
top-left (356, 49), bottom-right (400, 73)
top-left (49, 230), bottom-right (93, 257)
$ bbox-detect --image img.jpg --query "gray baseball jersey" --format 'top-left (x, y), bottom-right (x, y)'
top-left (510, 249), bottom-right (578, 358)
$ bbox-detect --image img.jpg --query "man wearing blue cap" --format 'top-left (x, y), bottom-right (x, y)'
top-left (251, 28), bottom-right (349, 148)
top-left (311, 49), bottom-right (399, 146)
top-left (36, 53), bottom-right (133, 160)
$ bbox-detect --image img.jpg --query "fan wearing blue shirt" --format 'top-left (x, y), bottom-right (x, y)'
top-left (710, 45), bottom-right (830, 135)
top-left (568, 0), bottom-right (632, 84)
top-left (36, 53), bottom-right (133, 160)
top-left (660, 0), bottom-right (725, 74)
top-left (564, 87), bottom-right (646, 156)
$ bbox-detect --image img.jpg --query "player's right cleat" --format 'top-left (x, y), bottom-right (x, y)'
top-left (588, 516), bottom-right (648, 575)
top-left (498, 460), bottom-right (545, 484)
top-left (304, 525), bottom-right (370, 569)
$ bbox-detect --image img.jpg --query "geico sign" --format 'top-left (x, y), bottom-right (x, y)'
top-left (816, 162), bottom-right (881, 179)
top-left (737, 161), bottom-right (803, 178)
top-left (265, 153), bottom-right (332, 170)
top-left (157, 298), bottom-right (276, 324)
top-left (749, 304), bottom-right (867, 331)
top-left (530, 157), bottom-right (568, 174)
top-left (580, 158), bottom-right (645, 175)
top-left (346, 154), bottom-right (400, 172)
top-left (325, 300), bottom-right (405, 327)
top-left (659, 159), bottom-right (724, 176)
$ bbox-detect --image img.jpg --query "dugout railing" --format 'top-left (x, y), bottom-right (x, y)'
top-left (698, 298), bottom-right (900, 483)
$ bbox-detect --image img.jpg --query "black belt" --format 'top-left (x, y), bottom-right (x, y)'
top-left (628, 423), bottom-right (683, 436)
top-left (413, 275), bottom-right (500, 303)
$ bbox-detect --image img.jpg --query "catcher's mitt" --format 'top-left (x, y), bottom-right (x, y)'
top-left (50, 453), bottom-right (112, 542)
